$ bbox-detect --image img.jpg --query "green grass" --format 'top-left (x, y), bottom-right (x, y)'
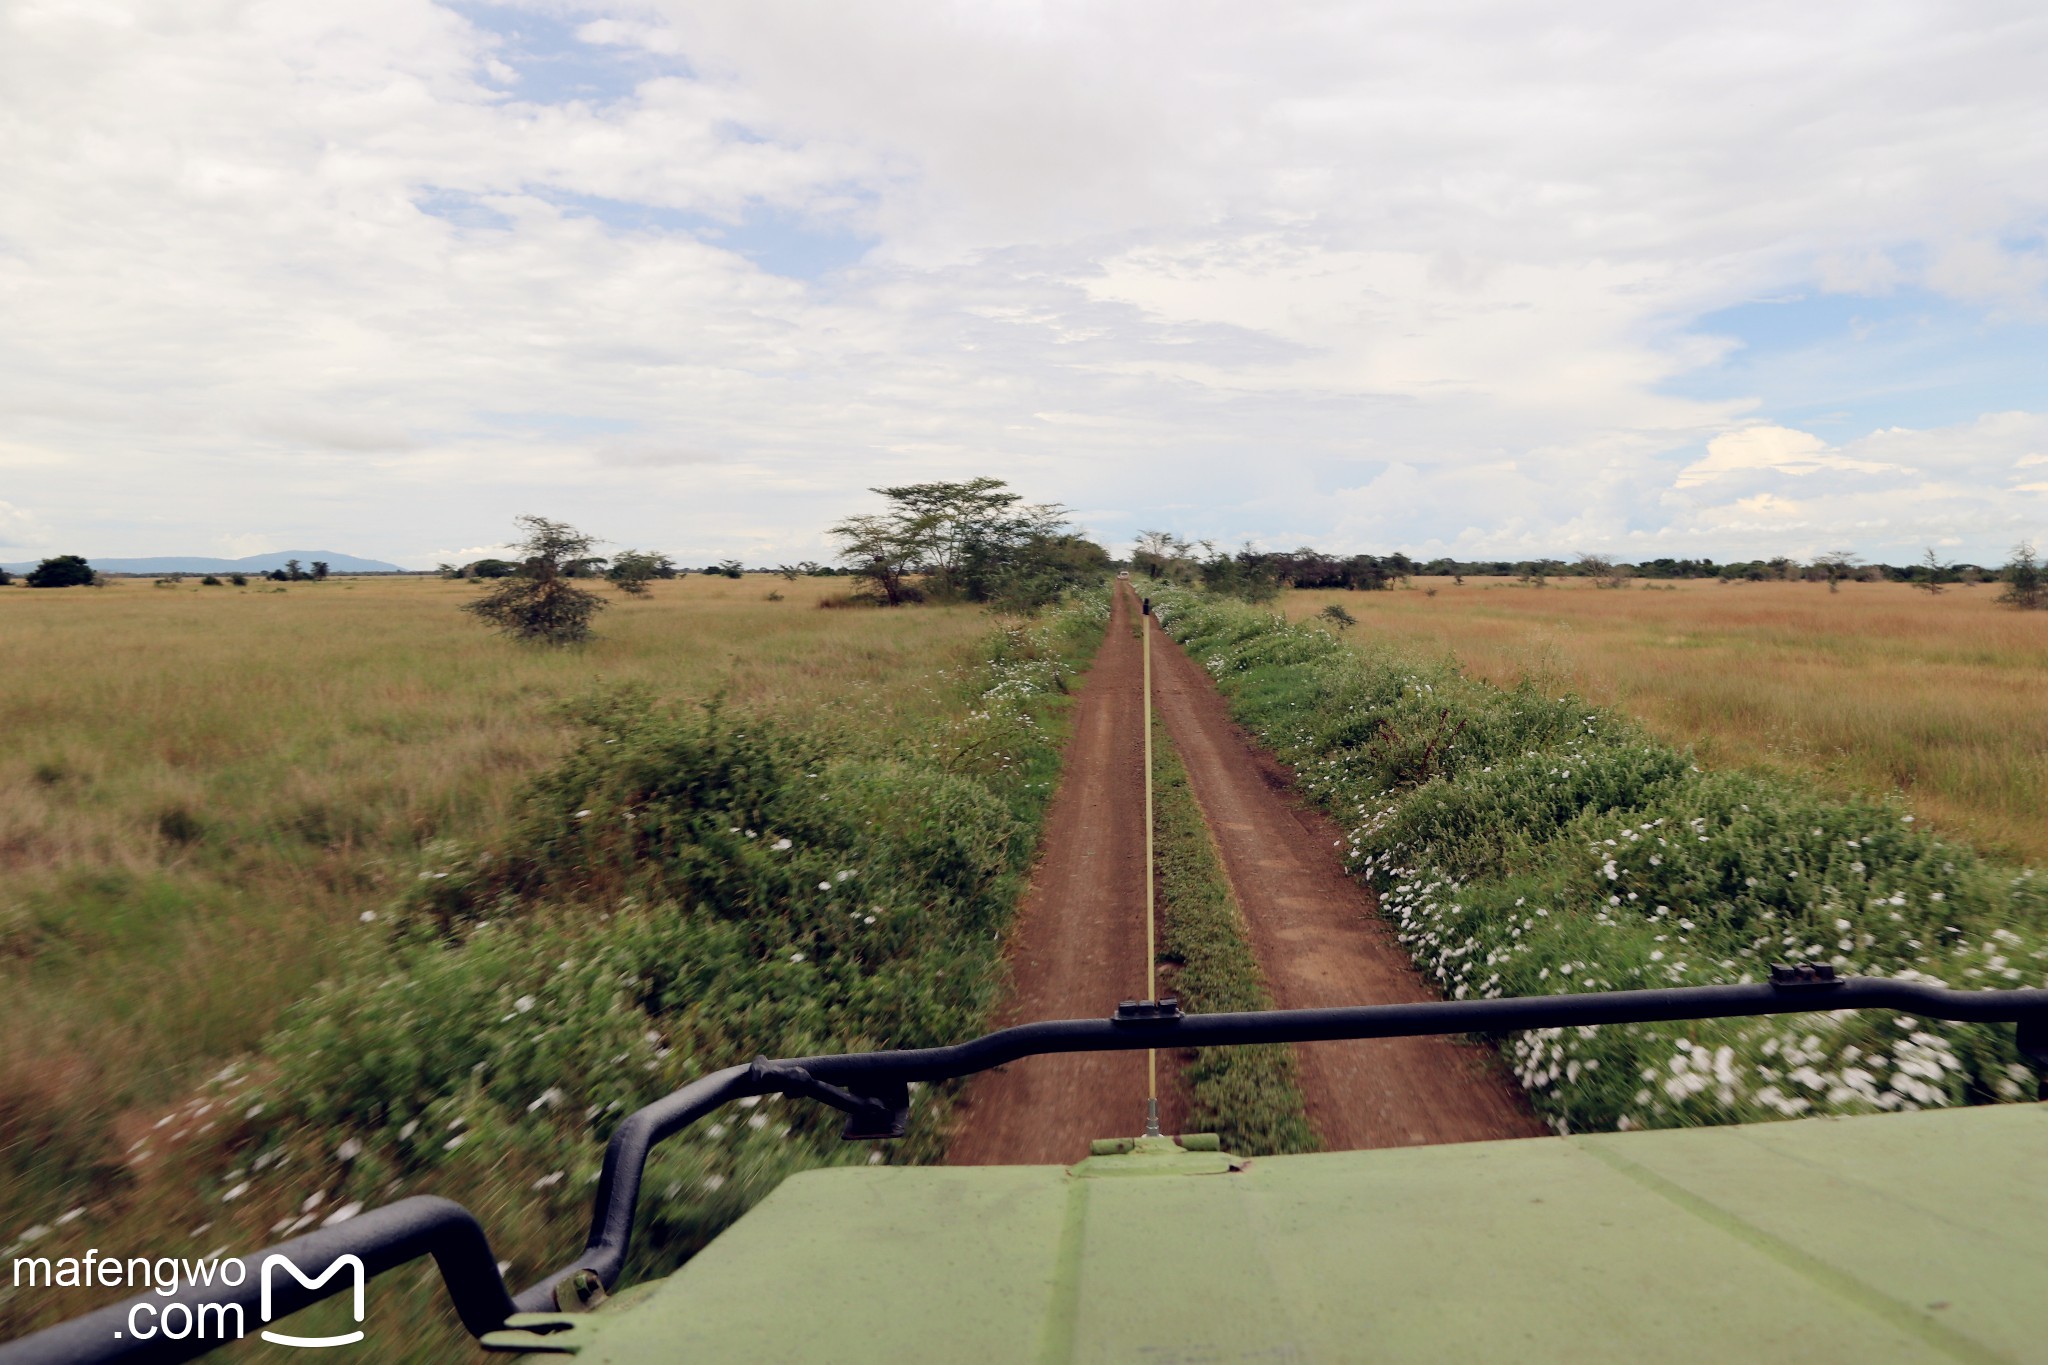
top-left (0, 586), bottom-right (1111, 1358)
top-left (1283, 578), bottom-right (2048, 863)
top-left (1152, 585), bottom-right (2047, 1139)
top-left (0, 575), bottom-right (1003, 1223)
top-left (1151, 724), bottom-right (1318, 1156)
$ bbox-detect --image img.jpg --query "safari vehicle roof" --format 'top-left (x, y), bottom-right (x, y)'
top-left (491, 1101), bottom-right (2047, 1362)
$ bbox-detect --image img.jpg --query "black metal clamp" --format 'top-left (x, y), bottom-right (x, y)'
top-left (1113, 997), bottom-right (1184, 1024)
top-left (1769, 963), bottom-right (1841, 988)
top-left (745, 1058), bottom-right (910, 1141)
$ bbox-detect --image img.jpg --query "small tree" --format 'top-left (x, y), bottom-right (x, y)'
top-left (230, 573), bottom-right (247, 586)
top-left (0, 567), bottom-right (12, 585)
top-left (1815, 550), bottom-right (1860, 593)
top-left (311, 560), bottom-right (330, 581)
top-left (606, 550), bottom-right (675, 596)
top-left (1132, 529), bottom-right (1197, 582)
top-left (716, 559), bottom-right (744, 580)
top-left (831, 514), bottom-right (923, 604)
top-left (26, 555), bottom-right (95, 588)
top-left (1574, 553), bottom-right (1632, 589)
top-left (462, 515), bottom-right (608, 644)
top-left (1319, 603), bottom-right (1357, 630)
top-left (1998, 541), bottom-right (2043, 610)
top-left (1911, 548), bottom-right (1951, 595)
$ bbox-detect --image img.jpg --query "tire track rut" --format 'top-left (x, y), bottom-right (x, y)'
top-left (947, 584), bottom-right (1536, 1163)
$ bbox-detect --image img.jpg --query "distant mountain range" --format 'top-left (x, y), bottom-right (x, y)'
top-left (1, 550), bottom-right (407, 574)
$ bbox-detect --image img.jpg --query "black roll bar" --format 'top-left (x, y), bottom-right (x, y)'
top-left (5, 974), bottom-right (2045, 1363)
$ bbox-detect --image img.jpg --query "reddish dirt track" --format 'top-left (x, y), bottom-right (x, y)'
top-left (945, 588), bottom-right (1158, 1164)
top-left (1148, 606), bottom-right (1543, 1150)
top-left (947, 583), bottom-right (1537, 1163)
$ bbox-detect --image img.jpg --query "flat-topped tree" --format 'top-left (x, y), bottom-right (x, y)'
top-left (832, 477), bottom-right (1082, 606)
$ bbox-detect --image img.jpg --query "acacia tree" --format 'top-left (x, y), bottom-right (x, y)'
top-left (1999, 541), bottom-right (2043, 610)
top-left (606, 550), bottom-right (677, 596)
top-left (1131, 529), bottom-right (1197, 581)
top-left (831, 478), bottom-right (1077, 605)
top-left (831, 512), bottom-right (923, 604)
top-left (1814, 550), bottom-right (1861, 593)
top-left (1574, 552), bottom-right (1632, 589)
top-left (462, 515), bottom-right (608, 643)
top-left (1911, 548), bottom-right (1951, 595)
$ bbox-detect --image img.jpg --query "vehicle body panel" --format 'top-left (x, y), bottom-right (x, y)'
top-left (498, 1103), bottom-right (2046, 1361)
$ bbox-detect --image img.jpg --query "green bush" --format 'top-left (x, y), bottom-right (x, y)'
top-left (1153, 586), bottom-right (2048, 1135)
top-left (159, 588), bottom-right (1109, 1321)
top-left (26, 554), bottom-right (94, 588)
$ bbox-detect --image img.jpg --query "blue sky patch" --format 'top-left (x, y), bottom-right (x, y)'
top-left (450, 2), bottom-right (691, 106)
top-left (1666, 286), bottom-right (2048, 439)
top-left (536, 190), bottom-right (877, 280)
top-left (414, 187), bottom-right (514, 231)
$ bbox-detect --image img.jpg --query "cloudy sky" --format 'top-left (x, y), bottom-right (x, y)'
top-left (3, 1), bottom-right (2045, 568)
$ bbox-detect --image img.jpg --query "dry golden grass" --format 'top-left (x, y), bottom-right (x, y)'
top-left (0, 573), bottom-right (993, 1222)
top-left (1284, 577), bottom-right (2048, 864)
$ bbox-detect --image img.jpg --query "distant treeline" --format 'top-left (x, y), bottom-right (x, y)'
top-left (1129, 533), bottom-right (2043, 608)
top-left (439, 556), bottom-right (856, 581)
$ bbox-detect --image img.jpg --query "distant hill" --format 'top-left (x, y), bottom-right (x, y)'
top-left (1, 551), bottom-right (407, 575)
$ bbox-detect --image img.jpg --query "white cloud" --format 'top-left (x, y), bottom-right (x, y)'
top-left (0, 1), bottom-right (2044, 563)
top-left (1677, 425), bottom-right (1902, 488)
top-left (0, 500), bottom-right (53, 552)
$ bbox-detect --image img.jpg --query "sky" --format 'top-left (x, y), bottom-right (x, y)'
top-left (2, 1), bottom-right (2045, 569)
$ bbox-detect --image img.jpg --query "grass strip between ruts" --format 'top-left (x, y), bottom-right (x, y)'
top-left (1151, 718), bottom-right (1319, 1155)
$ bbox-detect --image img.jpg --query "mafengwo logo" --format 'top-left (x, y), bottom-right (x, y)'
top-left (259, 1254), bottom-right (366, 1348)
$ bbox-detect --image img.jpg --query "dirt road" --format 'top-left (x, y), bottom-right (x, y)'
top-left (947, 583), bottom-right (1536, 1163)
top-left (1148, 610), bottom-right (1542, 1149)
top-left (945, 588), bottom-right (1155, 1164)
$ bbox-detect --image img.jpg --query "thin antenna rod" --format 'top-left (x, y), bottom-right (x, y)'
top-left (1142, 589), bottom-right (1161, 1138)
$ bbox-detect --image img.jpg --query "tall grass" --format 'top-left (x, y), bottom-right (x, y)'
top-left (1284, 578), bottom-right (2048, 862)
top-left (0, 575), bottom-right (1028, 1323)
top-left (1153, 586), bottom-right (2047, 1143)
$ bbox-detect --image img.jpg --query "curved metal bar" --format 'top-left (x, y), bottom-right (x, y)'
top-left (517, 978), bottom-right (2047, 1317)
top-left (0, 1196), bottom-right (510, 1365)
top-left (786, 979), bottom-right (2048, 1085)
top-left (8, 981), bottom-right (2043, 1362)
top-left (511, 1063), bottom-right (754, 1314)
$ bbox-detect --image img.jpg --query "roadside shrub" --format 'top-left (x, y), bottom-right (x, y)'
top-left (150, 588), bottom-right (1108, 1316)
top-left (1153, 586), bottom-right (2048, 1134)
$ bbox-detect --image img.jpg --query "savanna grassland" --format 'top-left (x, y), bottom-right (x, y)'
top-left (1156, 584), bottom-right (2047, 1143)
top-left (1, 572), bottom-right (1097, 1356)
top-left (1283, 578), bottom-right (2048, 863)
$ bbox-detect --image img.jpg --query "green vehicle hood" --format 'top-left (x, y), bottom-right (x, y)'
top-left (492, 1103), bottom-right (2047, 1362)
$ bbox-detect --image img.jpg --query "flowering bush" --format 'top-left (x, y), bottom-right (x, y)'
top-left (1152, 587), bottom-right (2047, 1133)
